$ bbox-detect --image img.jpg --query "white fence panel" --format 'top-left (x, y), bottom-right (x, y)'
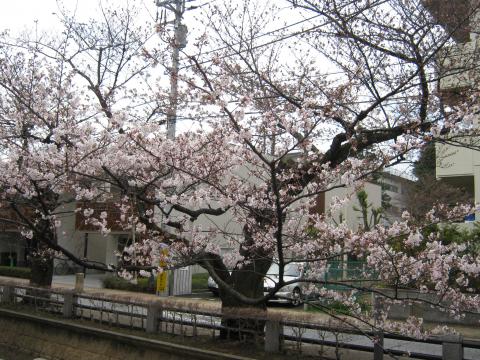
top-left (172, 266), bottom-right (192, 296)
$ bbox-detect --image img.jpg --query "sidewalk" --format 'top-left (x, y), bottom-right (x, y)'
top-left (53, 273), bottom-right (106, 288)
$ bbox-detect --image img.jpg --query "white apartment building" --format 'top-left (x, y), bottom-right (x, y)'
top-left (378, 171), bottom-right (414, 223)
top-left (163, 159), bottom-right (383, 258)
top-left (428, 0), bottom-right (480, 217)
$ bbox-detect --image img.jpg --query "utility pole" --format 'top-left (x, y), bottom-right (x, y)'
top-left (131, 192), bottom-right (137, 284)
top-left (155, 0), bottom-right (190, 297)
top-left (156, 0), bottom-right (188, 140)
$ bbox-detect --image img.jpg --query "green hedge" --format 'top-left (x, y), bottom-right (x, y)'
top-left (0, 266), bottom-right (31, 279)
top-left (191, 273), bottom-right (209, 291)
top-left (103, 273), bottom-right (209, 294)
top-left (102, 276), bottom-right (154, 293)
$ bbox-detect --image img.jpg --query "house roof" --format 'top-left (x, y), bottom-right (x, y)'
top-left (380, 169), bottom-right (416, 183)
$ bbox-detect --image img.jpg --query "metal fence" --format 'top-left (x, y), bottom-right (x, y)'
top-left (0, 282), bottom-right (479, 360)
top-left (323, 260), bottom-right (377, 290)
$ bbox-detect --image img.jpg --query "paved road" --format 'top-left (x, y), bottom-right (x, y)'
top-left (55, 279), bottom-right (480, 359)
top-left (53, 273), bottom-right (106, 288)
top-left (282, 327), bottom-right (479, 360)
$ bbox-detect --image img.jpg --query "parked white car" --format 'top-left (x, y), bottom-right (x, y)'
top-left (207, 274), bottom-right (222, 296)
top-left (207, 262), bottom-right (305, 306)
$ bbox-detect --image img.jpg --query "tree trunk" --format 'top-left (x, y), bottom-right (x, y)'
top-left (218, 260), bottom-right (270, 341)
top-left (220, 295), bottom-right (266, 341)
top-left (29, 255), bottom-right (53, 287)
top-left (28, 225), bottom-right (56, 287)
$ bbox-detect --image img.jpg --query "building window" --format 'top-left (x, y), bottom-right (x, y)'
top-left (117, 234), bottom-right (132, 253)
top-left (381, 183), bottom-right (399, 193)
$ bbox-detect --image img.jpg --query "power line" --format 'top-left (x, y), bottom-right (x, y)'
top-left (175, 4), bottom-right (478, 82)
top-left (172, 99), bottom-right (431, 122)
top-left (178, 16), bottom-right (333, 71)
top-left (181, 13), bottom-right (323, 61)
top-left (153, 2), bottom-right (479, 126)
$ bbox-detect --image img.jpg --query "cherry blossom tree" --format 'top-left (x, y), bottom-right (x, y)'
top-left (92, 0), bottom-right (480, 338)
top-left (0, 0), bottom-right (479, 343)
top-left (0, 3), bottom-right (167, 285)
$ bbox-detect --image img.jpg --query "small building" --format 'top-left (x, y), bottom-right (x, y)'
top-left (377, 170), bottom-right (415, 223)
top-left (162, 159), bottom-right (383, 274)
top-left (0, 206), bottom-right (30, 267)
top-left (426, 0), bottom-right (480, 222)
top-left (56, 201), bottom-right (132, 273)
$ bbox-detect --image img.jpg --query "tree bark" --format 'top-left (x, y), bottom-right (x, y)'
top-left (28, 223), bottom-right (56, 287)
top-left (218, 260), bottom-right (270, 341)
top-left (29, 255), bottom-right (53, 287)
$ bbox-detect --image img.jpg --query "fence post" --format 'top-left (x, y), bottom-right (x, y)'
top-left (372, 293), bottom-right (382, 320)
top-left (265, 320), bottom-right (282, 353)
top-left (146, 303), bottom-right (162, 333)
top-left (442, 334), bottom-right (463, 360)
top-left (1, 285), bottom-right (14, 304)
top-left (74, 273), bottom-right (84, 293)
top-left (373, 331), bottom-right (384, 360)
top-left (63, 291), bottom-right (75, 318)
top-left (372, 293), bottom-right (384, 360)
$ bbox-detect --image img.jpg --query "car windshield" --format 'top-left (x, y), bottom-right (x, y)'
top-left (267, 263), bottom-right (301, 277)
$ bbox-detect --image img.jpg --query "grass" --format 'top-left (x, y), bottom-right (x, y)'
top-left (305, 294), bottom-right (371, 316)
top-left (103, 272), bottom-right (209, 294)
top-left (191, 272), bottom-right (209, 292)
top-left (0, 266), bottom-right (31, 280)
top-left (103, 276), bottom-right (153, 293)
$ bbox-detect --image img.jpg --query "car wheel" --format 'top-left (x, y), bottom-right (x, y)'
top-left (291, 287), bottom-right (303, 307)
top-left (54, 261), bottom-right (69, 275)
top-left (209, 288), bottom-right (219, 297)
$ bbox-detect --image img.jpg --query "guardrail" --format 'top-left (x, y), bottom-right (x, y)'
top-left (0, 282), bottom-right (479, 360)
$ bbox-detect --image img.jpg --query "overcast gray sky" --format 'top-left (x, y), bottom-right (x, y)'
top-left (0, 0), bottom-right (158, 34)
top-left (1, 1), bottom-right (85, 32)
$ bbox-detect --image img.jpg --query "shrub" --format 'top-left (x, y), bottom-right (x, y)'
top-left (103, 276), bottom-right (153, 293)
top-left (0, 266), bottom-right (31, 279)
top-left (191, 273), bottom-right (209, 291)
top-left (103, 272), bottom-right (209, 294)
top-left (305, 294), bottom-right (370, 316)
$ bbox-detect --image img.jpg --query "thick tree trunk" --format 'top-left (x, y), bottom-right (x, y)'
top-left (28, 225), bottom-right (56, 287)
top-left (29, 256), bottom-right (53, 287)
top-left (218, 260), bottom-right (270, 341)
top-left (220, 295), bottom-right (266, 341)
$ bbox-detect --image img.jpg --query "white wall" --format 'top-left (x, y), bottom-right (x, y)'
top-left (56, 202), bottom-right (122, 272)
top-left (435, 3), bottom-right (480, 208)
top-left (325, 182), bottom-right (382, 230)
top-left (436, 142), bottom-right (476, 178)
top-left (162, 160), bottom-right (383, 261)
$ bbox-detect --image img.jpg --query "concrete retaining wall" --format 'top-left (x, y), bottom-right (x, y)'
top-left (0, 308), bottom-right (252, 360)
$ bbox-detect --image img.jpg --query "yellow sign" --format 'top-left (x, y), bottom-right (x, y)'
top-left (159, 248), bottom-right (168, 267)
top-left (156, 248), bottom-right (169, 292)
top-left (156, 271), bottom-right (168, 292)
